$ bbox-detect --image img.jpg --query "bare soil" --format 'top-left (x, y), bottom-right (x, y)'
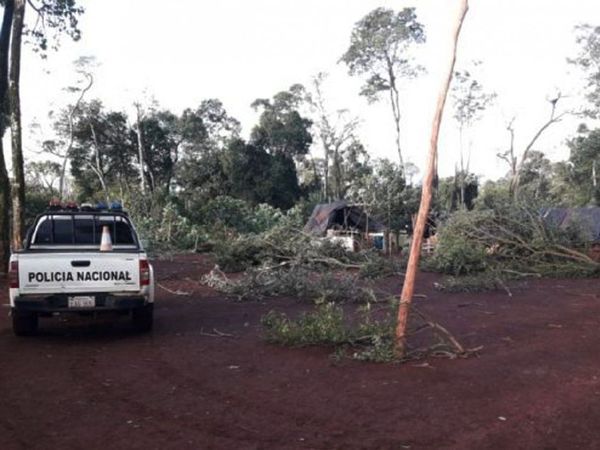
top-left (2, 253), bottom-right (600, 449)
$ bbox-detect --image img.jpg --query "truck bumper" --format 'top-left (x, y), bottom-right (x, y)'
top-left (12, 294), bottom-right (149, 313)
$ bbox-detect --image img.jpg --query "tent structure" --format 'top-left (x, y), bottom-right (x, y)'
top-left (304, 200), bottom-right (385, 236)
top-left (541, 207), bottom-right (600, 243)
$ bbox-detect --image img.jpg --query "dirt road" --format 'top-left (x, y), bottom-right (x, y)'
top-left (2, 254), bottom-right (600, 449)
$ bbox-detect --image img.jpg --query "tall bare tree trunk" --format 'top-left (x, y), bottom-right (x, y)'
top-left (135, 104), bottom-right (147, 195)
top-left (395, 0), bottom-right (469, 356)
top-left (0, 1), bottom-right (14, 272)
top-left (9, 0), bottom-right (25, 250)
top-left (0, 138), bottom-right (10, 272)
top-left (509, 97), bottom-right (566, 201)
top-left (88, 124), bottom-right (110, 205)
top-left (333, 144), bottom-right (342, 200)
top-left (323, 146), bottom-right (330, 201)
top-left (387, 63), bottom-right (404, 169)
top-left (59, 72), bottom-right (93, 200)
top-left (458, 125), bottom-right (466, 207)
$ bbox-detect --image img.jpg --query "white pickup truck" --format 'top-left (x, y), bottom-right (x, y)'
top-left (8, 208), bottom-right (155, 335)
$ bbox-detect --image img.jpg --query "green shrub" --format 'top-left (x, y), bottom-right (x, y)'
top-left (249, 203), bottom-right (284, 233)
top-left (428, 211), bottom-right (489, 275)
top-left (260, 301), bottom-right (466, 363)
top-left (200, 196), bottom-right (256, 232)
top-left (200, 196), bottom-right (284, 234)
top-left (262, 303), bottom-right (348, 347)
top-left (213, 235), bottom-right (267, 272)
top-left (429, 236), bottom-right (488, 275)
top-left (261, 302), bottom-right (397, 362)
top-left (131, 201), bottom-right (208, 253)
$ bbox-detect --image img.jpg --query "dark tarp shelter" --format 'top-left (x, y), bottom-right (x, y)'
top-left (541, 207), bottom-right (600, 242)
top-left (304, 201), bottom-right (385, 236)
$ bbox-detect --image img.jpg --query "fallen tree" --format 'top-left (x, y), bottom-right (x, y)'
top-left (202, 223), bottom-right (476, 363)
top-left (202, 264), bottom-right (379, 303)
top-left (212, 221), bottom-right (399, 274)
top-left (428, 206), bottom-right (600, 284)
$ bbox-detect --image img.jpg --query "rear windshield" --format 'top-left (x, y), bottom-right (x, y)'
top-left (30, 214), bottom-right (138, 248)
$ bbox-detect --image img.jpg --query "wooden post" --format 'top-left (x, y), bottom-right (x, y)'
top-left (395, 0), bottom-right (469, 356)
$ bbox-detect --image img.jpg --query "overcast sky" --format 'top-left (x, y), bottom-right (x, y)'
top-left (13, 0), bottom-right (600, 181)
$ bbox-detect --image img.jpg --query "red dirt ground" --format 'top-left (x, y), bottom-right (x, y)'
top-left (2, 254), bottom-right (600, 449)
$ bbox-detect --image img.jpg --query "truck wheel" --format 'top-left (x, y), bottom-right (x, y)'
top-left (132, 304), bottom-right (153, 332)
top-left (12, 310), bottom-right (39, 336)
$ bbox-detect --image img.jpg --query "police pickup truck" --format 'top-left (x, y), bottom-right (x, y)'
top-left (8, 203), bottom-right (155, 335)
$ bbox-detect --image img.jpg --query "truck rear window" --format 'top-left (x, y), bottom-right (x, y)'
top-left (30, 215), bottom-right (137, 247)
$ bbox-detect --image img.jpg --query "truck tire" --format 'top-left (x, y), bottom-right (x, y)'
top-left (132, 304), bottom-right (153, 332)
top-left (12, 310), bottom-right (39, 336)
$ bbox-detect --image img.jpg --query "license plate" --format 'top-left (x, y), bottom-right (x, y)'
top-left (68, 296), bottom-right (96, 308)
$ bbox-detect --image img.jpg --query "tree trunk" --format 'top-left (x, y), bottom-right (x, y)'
top-left (458, 125), bottom-right (466, 208)
top-left (0, 1), bottom-right (14, 272)
top-left (59, 73), bottom-right (93, 200)
top-left (395, 0), bottom-right (469, 357)
top-left (333, 144), bottom-right (342, 200)
top-left (0, 1), bottom-right (12, 107)
top-left (89, 124), bottom-right (110, 204)
top-left (9, 0), bottom-right (25, 250)
top-left (387, 64), bottom-right (404, 170)
top-left (323, 143), bottom-right (330, 201)
top-left (58, 154), bottom-right (68, 199)
top-left (511, 98), bottom-right (565, 201)
top-left (0, 137), bottom-right (10, 273)
top-left (135, 104), bottom-right (146, 195)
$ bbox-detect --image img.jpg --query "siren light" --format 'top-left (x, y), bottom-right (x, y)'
top-left (64, 201), bottom-right (79, 211)
top-left (110, 201), bottom-right (123, 211)
top-left (48, 198), bottom-right (62, 211)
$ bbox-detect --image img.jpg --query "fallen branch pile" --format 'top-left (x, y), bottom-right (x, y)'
top-left (212, 224), bottom-right (394, 273)
top-left (430, 207), bottom-right (600, 279)
top-left (202, 264), bottom-right (378, 303)
top-left (205, 223), bottom-right (401, 302)
top-left (204, 223), bottom-right (474, 363)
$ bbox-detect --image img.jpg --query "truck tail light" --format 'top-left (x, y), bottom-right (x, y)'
top-left (139, 259), bottom-right (150, 286)
top-left (9, 260), bottom-right (19, 289)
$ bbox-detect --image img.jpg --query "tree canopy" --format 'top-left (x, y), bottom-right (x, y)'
top-left (341, 7), bottom-right (426, 167)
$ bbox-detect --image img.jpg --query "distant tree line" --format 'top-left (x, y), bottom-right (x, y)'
top-left (3, 5), bottom-right (600, 268)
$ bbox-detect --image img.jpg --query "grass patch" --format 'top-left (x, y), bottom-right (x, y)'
top-left (261, 302), bottom-right (474, 363)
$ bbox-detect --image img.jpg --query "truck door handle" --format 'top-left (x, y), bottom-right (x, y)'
top-left (71, 260), bottom-right (91, 267)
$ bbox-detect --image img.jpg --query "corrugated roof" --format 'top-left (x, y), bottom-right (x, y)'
top-left (304, 201), bottom-right (385, 236)
top-left (541, 207), bottom-right (600, 242)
